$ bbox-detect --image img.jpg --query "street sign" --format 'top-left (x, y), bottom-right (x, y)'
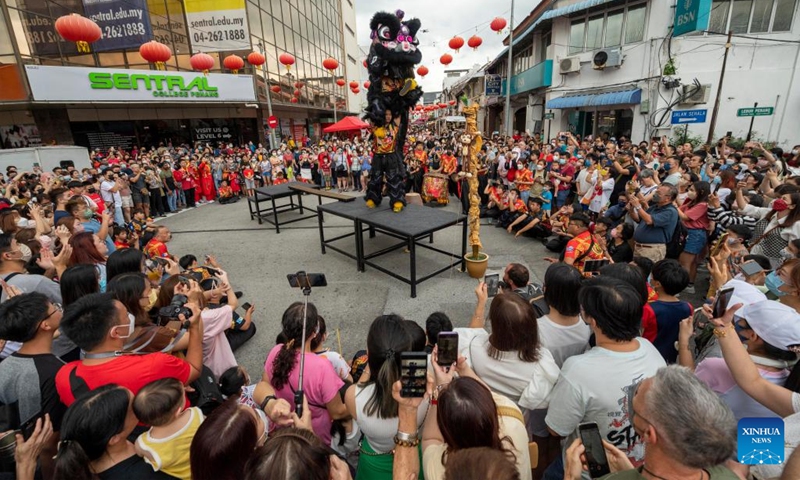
top-left (267, 116), bottom-right (278, 129)
top-left (737, 107), bottom-right (774, 117)
top-left (673, 0), bottom-right (713, 37)
top-left (485, 75), bottom-right (502, 96)
top-left (671, 109), bottom-right (707, 124)
top-left (544, 112), bottom-right (555, 120)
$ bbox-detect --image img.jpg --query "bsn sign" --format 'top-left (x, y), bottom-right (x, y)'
top-left (673, 0), bottom-right (712, 37)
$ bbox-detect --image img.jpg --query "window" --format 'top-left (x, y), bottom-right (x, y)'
top-left (710, 0), bottom-right (797, 33)
top-left (568, 2), bottom-right (647, 53)
top-left (347, 54), bottom-right (357, 65)
top-left (345, 23), bottom-right (355, 36)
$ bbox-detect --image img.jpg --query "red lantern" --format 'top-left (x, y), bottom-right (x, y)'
top-left (54, 14), bottom-right (101, 53)
top-left (363, 81), bottom-right (371, 89)
top-left (448, 36), bottom-right (464, 53)
top-left (322, 58), bottom-right (339, 71)
top-left (270, 85), bottom-right (281, 93)
top-left (139, 41), bottom-right (172, 70)
top-left (247, 51), bottom-right (265, 66)
top-left (352, 87), bottom-right (360, 94)
top-left (190, 52), bottom-right (214, 75)
top-left (294, 81), bottom-right (304, 89)
top-left (415, 105), bottom-right (423, 111)
top-left (449, 100), bottom-right (456, 106)
top-left (417, 65), bottom-right (429, 77)
top-left (363, 59), bottom-right (368, 68)
top-left (223, 55), bottom-right (244, 74)
top-left (335, 78), bottom-right (346, 87)
top-left (438, 103), bottom-right (447, 109)
top-left (279, 53), bottom-right (295, 72)
top-left (293, 89), bottom-right (301, 97)
top-left (290, 97), bottom-right (299, 103)
top-left (468, 35), bottom-right (482, 50)
top-left (349, 81), bottom-right (359, 89)
top-left (491, 17), bottom-right (507, 34)
top-left (440, 54), bottom-right (453, 66)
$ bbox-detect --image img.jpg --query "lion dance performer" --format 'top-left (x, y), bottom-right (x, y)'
top-left (363, 9), bottom-right (424, 213)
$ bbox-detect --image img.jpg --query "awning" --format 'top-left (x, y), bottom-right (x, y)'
top-left (322, 115), bottom-right (370, 133)
top-left (546, 88), bottom-right (642, 109)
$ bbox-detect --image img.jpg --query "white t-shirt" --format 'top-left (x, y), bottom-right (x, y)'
top-left (576, 169), bottom-right (596, 196)
top-left (455, 328), bottom-right (560, 410)
top-left (536, 316), bottom-right (591, 368)
top-left (545, 338), bottom-right (666, 470)
top-left (100, 180), bottom-right (122, 205)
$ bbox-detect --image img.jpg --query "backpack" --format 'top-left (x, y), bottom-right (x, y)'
top-left (666, 220), bottom-right (688, 260)
top-left (187, 366), bottom-right (225, 415)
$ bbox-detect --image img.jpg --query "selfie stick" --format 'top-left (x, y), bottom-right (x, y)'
top-left (294, 271), bottom-right (312, 418)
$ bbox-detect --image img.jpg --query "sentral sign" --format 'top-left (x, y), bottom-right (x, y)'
top-left (24, 65), bottom-right (256, 103)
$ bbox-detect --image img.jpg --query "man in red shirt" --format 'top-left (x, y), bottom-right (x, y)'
top-left (55, 293), bottom-right (203, 406)
top-left (144, 225), bottom-right (173, 260)
top-left (550, 154), bottom-right (575, 208)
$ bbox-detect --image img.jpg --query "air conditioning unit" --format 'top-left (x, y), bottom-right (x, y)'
top-left (679, 84), bottom-right (711, 104)
top-left (559, 56), bottom-right (581, 74)
top-left (592, 48), bottom-right (623, 69)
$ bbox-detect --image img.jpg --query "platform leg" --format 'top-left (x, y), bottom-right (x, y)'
top-left (409, 236), bottom-right (417, 298)
top-left (461, 218), bottom-right (467, 270)
top-left (256, 196), bottom-right (263, 225)
top-left (318, 209), bottom-right (326, 254)
top-left (272, 197), bottom-right (280, 233)
top-left (298, 193), bottom-right (304, 214)
top-left (356, 220), bottom-right (364, 272)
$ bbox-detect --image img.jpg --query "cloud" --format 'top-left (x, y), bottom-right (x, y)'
top-left (354, 0), bottom-right (537, 94)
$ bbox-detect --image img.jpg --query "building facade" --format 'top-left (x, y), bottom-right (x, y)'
top-left (0, 0), bottom-right (365, 150)
top-left (482, 0), bottom-right (799, 145)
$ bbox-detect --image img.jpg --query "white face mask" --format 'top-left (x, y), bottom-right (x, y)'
top-left (15, 218), bottom-right (29, 228)
top-left (114, 312), bottom-right (136, 339)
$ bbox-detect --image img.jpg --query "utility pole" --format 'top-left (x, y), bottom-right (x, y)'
top-left (706, 31), bottom-right (732, 145)
top-left (504, 0), bottom-right (515, 137)
top-left (257, 43), bottom-right (277, 149)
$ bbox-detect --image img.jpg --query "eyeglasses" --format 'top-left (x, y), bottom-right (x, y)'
top-left (41, 303), bottom-right (62, 322)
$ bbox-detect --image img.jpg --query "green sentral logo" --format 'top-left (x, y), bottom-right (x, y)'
top-left (88, 72), bottom-right (220, 98)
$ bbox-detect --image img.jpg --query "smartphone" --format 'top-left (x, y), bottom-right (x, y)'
top-left (579, 422), bottom-right (611, 478)
top-left (241, 302), bottom-right (252, 311)
top-left (710, 233), bottom-right (729, 257)
top-left (485, 273), bottom-right (500, 297)
top-left (436, 332), bottom-right (458, 367)
top-left (583, 259), bottom-right (610, 273)
top-left (18, 416), bottom-right (39, 441)
top-left (713, 286), bottom-right (735, 318)
top-left (399, 352), bottom-right (427, 398)
top-left (726, 131), bottom-right (733, 138)
top-left (739, 260), bottom-right (764, 277)
top-left (287, 272), bottom-right (327, 288)
top-left (153, 257), bottom-right (169, 266)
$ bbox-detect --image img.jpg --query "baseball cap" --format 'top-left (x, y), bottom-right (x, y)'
top-left (738, 300), bottom-right (800, 352)
top-left (721, 279), bottom-right (767, 309)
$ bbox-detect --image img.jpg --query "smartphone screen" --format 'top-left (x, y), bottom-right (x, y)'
top-left (583, 259), bottom-right (610, 273)
top-left (739, 260), bottom-right (764, 277)
top-left (713, 286), bottom-right (735, 318)
top-left (241, 302), bottom-right (252, 311)
top-left (287, 273), bottom-right (328, 288)
top-left (399, 352), bottom-right (427, 398)
top-left (436, 332), bottom-right (458, 366)
top-left (485, 273), bottom-right (500, 297)
top-left (579, 422), bottom-right (611, 478)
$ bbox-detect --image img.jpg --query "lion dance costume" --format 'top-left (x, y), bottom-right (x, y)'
top-left (364, 10), bottom-right (424, 212)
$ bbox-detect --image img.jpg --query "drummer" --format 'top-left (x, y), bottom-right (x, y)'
top-left (441, 148), bottom-right (458, 197)
top-left (406, 153), bottom-right (423, 194)
top-left (413, 141), bottom-right (428, 173)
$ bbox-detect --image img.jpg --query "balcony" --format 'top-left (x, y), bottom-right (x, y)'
top-left (501, 59), bottom-right (553, 96)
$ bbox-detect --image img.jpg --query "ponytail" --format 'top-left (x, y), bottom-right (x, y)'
top-left (53, 440), bottom-right (92, 480)
top-left (271, 302), bottom-right (318, 390)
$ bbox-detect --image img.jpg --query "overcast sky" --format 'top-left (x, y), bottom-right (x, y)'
top-left (354, 0), bottom-right (539, 93)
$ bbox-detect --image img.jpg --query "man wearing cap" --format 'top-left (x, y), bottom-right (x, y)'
top-left (100, 168), bottom-right (125, 225)
top-left (67, 180), bottom-right (98, 212)
top-left (628, 184), bottom-right (679, 263)
top-left (695, 299), bottom-right (796, 420)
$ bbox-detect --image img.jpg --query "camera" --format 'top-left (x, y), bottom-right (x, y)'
top-left (158, 294), bottom-right (193, 320)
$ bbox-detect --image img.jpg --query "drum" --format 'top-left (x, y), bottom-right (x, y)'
top-left (422, 173), bottom-right (449, 205)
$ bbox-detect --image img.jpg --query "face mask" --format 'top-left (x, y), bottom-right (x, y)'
top-left (772, 199), bottom-right (789, 212)
top-left (780, 248), bottom-right (795, 261)
top-left (584, 160), bottom-right (592, 167)
top-left (536, 165), bottom-right (544, 171)
top-left (713, 176), bottom-right (722, 185)
top-left (726, 237), bottom-right (738, 246)
top-left (559, 159), bottom-right (566, 165)
top-left (766, 271), bottom-right (787, 297)
top-left (15, 218), bottom-right (28, 228)
top-left (82, 210), bottom-right (93, 220)
top-left (793, 149), bottom-right (799, 156)
top-left (725, 159), bottom-right (736, 165)
top-left (652, 193), bottom-right (662, 204)
top-left (687, 191), bottom-right (697, 200)
top-left (17, 243), bottom-right (31, 263)
top-left (114, 312), bottom-right (136, 339)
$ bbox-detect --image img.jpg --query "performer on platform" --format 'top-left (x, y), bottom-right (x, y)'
top-left (366, 110), bottom-right (406, 212)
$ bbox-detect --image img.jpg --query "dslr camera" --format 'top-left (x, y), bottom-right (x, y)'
top-left (158, 294), bottom-right (193, 320)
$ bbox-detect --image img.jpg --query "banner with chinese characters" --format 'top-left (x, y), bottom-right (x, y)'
top-left (83, 0), bottom-right (154, 51)
top-left (183, 0), bottom-right (251, 53)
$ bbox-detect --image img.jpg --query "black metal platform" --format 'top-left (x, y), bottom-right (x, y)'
top-left (247, 182), bottom-right (320, 233)
top-left (317, 202), bottom-right (467, 297)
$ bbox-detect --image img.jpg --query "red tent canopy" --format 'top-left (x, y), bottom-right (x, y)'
top-left (323, 115), bottom-right (369, 133)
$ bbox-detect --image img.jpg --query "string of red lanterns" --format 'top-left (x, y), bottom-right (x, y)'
top-left (448, 36), bottom-right (464, 53)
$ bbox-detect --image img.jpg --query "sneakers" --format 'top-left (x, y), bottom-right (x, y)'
top-left (684, 284), bottom-right (695, 294)
top-left (366, 199), bottom-right (376, 208)
top-left (392, 202), bottom-right (404, 213)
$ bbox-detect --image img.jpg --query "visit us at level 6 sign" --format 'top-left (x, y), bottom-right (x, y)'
top-left (183, 0), bottom-right (251, 53)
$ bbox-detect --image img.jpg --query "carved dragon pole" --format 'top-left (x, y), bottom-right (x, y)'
top-left (462, 104), bottom-right (483, 258)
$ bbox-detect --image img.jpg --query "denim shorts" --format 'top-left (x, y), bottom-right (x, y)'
top-left (684, 228), bottom-right (707, 255)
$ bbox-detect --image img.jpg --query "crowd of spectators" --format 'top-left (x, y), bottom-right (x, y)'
top-left (0, 129), bottom-right (800, 480)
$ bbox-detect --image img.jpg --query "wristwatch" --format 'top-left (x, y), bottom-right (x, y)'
top-left (259, 394), bottom-right (277, 411)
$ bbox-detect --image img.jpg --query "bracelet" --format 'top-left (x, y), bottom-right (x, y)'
top-left (713, 324), bottom-right (734, 338)
top-left (393, 435), bottom-right (420, 448)
top-left (395, 431), bottom-right (418, 442)
top-left (259, 395), bottom-right (277, 411)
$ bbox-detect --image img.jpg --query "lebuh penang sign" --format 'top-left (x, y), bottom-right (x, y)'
top-left (24, 65), bottom-right (256, 102)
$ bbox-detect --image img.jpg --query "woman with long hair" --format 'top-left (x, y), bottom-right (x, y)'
top-left (343, 315), bottom-right (427, 479)
top-left (59, 264), bottom-right (100, 307)
top-left (53, 385), bottom-right (171, 480)
top-left (244, 428), bottom-right (350, 480)
top-left (68, 232), bottom-right (108, 291)
top-left (737, 190), bottom-right (800, 268)
top-left (677, 181), bottom-right (710, 293)
top-left (106, 248), bottom-right (145, 282)
top-left (265, 302), bottom-right (348, 444)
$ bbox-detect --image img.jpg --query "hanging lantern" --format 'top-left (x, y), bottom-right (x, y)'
top-left (293, 89), bottom-right (302, 97)
top-left (417, 65), bottom-right (429, 77)
top-left (335, 78), bottom-right (346, 87)
top-left (468, 35), bottom-right (483, 50)
top-left (139, 41), bottom-right (172, 70)
top-left (270, 85), bottom-right (282, 93)
top-left (279, 53), bottom-right (295, 72)
top-left (363, 81), bottom-right (371, 89)
top-left (223, 55), bottom-right (244, 74)
top-left (415, 105), bottom-right (423, 111)
top-left (449, 100), bottom-right (456, 106)
top-left (54, 14), bottom-right (101, 53)
top-left (363, 59), bottom-right (368, 68)
top-left (490, 17), bottom-right (507, 34)
top-left (294, 81), bottom-right (304, 89)
top-left (247, 51), bottom-right (265, 66)
top-left (348, 80), bottom-right (359, 90)
top-left (322, 57), bottom-right (339, 71)
top-left (290, 97), bottom-right (299, 103)
top-left (448, 36), bottom-right (464, 53)
top-left (438, 103), bottom-right (447, 109)
top-left (352, 87), bottom-right (360, 94)
top-left (440, 54), bottom-right (453, 66)
top-left (190, 52), bottom-right (214, 75)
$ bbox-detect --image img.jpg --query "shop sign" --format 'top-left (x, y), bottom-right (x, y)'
top-left (671, 109), bottom-right (707, 124)
top-left (485, 75), bottom-right (502, 96)
top-left (192, 125), bottom-right (233, 142)
top-left (737, 107), bottom-right (774, 117)
top-left (25, 65), bottom-right (256, 103)
top-left (673, 0), bottom-right (713, 37)
top-left (183, 0), bottom-right (251, 53)
top-left (83, 0), bottom-right (154, 51)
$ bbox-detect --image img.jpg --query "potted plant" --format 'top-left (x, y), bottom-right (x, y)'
top-left (460, 103), bottom-right (489, 278)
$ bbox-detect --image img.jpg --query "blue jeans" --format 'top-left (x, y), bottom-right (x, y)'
top-left (113, 205), bottom-right (124, 226)
top-left (177, 188), bottom-right (186, 206)
top-left (556, 189), bottom-right (570, 208)
top-left (166, 190), bottom-right (177, 212)
top-left (520, 190), bottom-right (531, 205)
top-left (542, 453), bottom-right (564, 480)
